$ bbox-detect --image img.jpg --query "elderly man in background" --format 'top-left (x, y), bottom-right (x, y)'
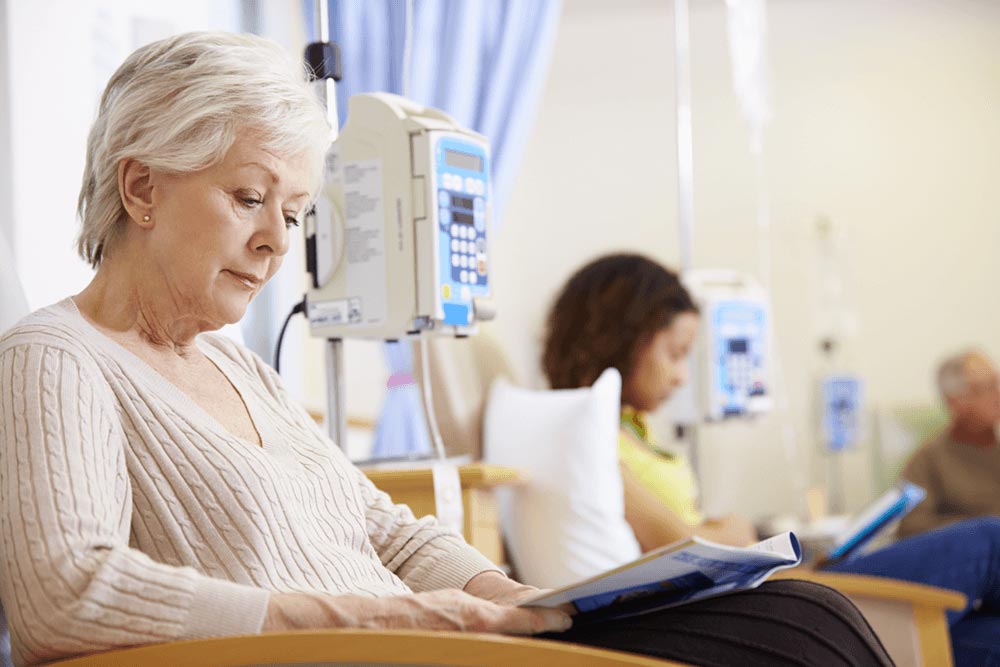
top-left (899, 349), bottom-right (1000, 538)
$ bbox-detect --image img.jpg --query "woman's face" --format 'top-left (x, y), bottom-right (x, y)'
top-left (144, 131), bottom-right (313, 327)
top-left (621, 312), bottom-right (700, 412)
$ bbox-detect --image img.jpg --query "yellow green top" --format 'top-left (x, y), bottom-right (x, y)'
top-left (618, 407), bottom-right (703, 526)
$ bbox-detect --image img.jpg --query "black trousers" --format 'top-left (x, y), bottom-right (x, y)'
top-left (542, 580), bottom-right (894, 667)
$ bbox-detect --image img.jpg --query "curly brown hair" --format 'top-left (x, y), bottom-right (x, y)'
top-left (542, 253), bottom-right (699, 390)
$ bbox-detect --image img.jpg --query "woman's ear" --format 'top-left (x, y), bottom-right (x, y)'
top-left (118, 158), bottom-right (154, 228)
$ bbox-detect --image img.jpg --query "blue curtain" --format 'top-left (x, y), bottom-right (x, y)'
top-left (308, 0), bottom-right (561, 458)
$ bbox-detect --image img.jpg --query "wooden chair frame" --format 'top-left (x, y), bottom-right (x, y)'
top-left (44, 629), bottom-right (686, 667)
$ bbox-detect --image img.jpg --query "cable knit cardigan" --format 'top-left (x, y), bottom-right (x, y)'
top-left (0, 298), bottom-right (496, 666)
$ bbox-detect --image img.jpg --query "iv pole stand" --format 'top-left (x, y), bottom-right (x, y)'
top-left (307, 0), bottom-right (348, 449)
top-left (674, 0), bottom-right (702, 476)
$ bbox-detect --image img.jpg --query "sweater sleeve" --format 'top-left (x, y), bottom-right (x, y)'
top-left (0, 341), bottom-right (270, 666)
top-left (351, 467), bottom-right (501, 592)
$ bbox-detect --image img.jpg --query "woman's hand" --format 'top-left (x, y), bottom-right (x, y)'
top-left (463, 570), bottom-right (549, 606)
top-left (263, 589), bottom-right (572, 635)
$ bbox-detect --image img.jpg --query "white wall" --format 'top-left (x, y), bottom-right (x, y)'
top-left (0, 1), bottom-right (13, 247)
top-left (493, 0), bottom-right (1000, 520)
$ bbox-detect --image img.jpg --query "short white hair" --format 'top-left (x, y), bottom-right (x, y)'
top-left (77, 31), bottom-right (331, 267)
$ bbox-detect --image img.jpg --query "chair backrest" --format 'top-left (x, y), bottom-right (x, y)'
top-left (871, 403), bottom-right (948, 495)
top-left (412, 329), bottom-right (517, 459)
top-left (0, 228), bottom-right (29, 332)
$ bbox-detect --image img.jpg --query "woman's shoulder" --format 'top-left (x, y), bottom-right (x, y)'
top-left (0, 299), bottom-right (117, 392)
top-left (0, 298), bottom-right (96, 356)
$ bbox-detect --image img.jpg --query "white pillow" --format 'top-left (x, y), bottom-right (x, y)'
top-left (483, 368), bottom-right (641, 589)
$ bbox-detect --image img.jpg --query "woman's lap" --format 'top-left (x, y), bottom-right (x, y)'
top-left (542, 580), bottom-right (893, 667)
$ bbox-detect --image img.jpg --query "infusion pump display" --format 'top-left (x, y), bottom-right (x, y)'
top-left (707, 299), bottom-right (769, 419)
top-left (434, 137), bottom-right (489, 327)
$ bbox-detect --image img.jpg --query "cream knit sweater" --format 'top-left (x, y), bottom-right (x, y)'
top-left (0, 299), bottom-right (496, 666)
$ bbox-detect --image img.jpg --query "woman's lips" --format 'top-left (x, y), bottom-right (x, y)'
top-left (224, 269), bottom-right (261, 290)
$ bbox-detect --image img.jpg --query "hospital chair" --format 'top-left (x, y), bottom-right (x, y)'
top-left (415, 331), bottom-right (967, 667)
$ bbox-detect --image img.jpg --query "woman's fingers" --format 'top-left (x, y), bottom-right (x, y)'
top-left (496, 605), bottom-right (573, 635)
top-left (401, 590), bottom-right (573, 635)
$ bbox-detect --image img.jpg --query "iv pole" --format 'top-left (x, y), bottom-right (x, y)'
top-left (673, 0), bottom-right (702, 477)
top-left (307, 0), bottom-right (347, 450)
top-left (675, 0), bottom-right (694, 277)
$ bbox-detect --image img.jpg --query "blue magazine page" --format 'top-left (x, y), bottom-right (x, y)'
top-left (522, 532), bottom-right (801, 623)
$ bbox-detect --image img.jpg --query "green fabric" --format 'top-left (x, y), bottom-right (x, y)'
top-left (873, 404), bottom-right (949, 494)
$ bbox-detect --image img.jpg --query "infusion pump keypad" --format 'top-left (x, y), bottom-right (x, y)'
top-left (438, 186), bottom-right (487, 286)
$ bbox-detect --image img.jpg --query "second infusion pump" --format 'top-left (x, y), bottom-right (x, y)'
top-left (306, 93), bottom-right (494, 339)
top-left (685, 270), bottom-right (773, 421)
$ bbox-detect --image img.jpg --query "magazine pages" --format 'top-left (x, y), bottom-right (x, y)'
top-left (521, 532), bottom-right (801, 622)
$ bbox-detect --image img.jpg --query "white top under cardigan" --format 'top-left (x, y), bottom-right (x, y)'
top-left (0, 298), bottom-right (497, 666)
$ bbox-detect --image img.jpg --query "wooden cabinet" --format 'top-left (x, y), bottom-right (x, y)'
top-left (362, 463), bottom-right (521, 565)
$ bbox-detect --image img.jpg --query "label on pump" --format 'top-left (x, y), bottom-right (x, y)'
top-left (343, 158), bottom-right (387, 326)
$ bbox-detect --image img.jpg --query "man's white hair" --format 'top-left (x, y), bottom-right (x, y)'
top-left (937, 349), bottom-right (982, 399)
top-left (77, 31), bottom-right (331, 267)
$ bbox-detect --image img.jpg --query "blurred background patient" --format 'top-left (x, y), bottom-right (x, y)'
top-left (898, 350), bottom-right (1000, 537)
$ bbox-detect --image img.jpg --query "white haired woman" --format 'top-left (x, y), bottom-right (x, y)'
top-left (0, 32), bottom-right (891, 667)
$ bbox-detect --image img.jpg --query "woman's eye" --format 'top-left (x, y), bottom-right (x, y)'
top-left (240, 196), bottom-right (263, 208)
top-left (285, 215), bottom-right (301, 228)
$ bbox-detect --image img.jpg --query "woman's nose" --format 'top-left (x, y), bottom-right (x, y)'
top-left (254, 209), bottom-right (290, 256)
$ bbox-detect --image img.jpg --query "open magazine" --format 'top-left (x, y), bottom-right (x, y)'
top-left (521, 532), bottom-right (801, 623)
top-left (824, 481), bottom-right (926, 562)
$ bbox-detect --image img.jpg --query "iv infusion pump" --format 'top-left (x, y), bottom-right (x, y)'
top-left (305, 93), bottom-right (495, 340)
top-left (679, 270), bottom-right (773, 422)
top-left (693, 270), bottom-right (772, 420)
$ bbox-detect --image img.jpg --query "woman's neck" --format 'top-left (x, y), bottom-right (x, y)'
top-left (74, 254), bottom-right (204, 357)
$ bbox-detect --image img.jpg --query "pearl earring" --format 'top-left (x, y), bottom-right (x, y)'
top-left (142, 214), bottom-right (151, 222)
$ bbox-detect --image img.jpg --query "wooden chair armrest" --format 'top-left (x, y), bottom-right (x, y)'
top-left (775, 569), bottom-right (967, 610)
top-left (44, 629), bottom-right (689, 667)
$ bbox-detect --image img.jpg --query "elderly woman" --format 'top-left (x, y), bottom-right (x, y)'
top-left (0, 32), bottom-right (891, 667)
